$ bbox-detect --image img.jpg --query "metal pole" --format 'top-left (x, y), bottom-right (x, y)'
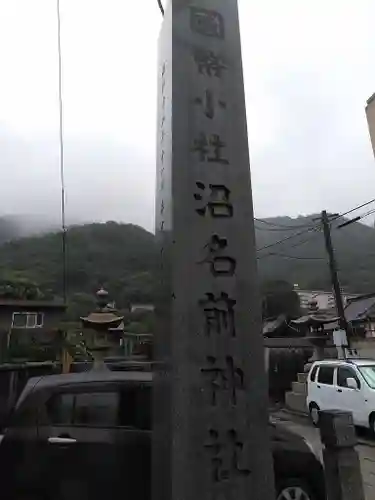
top-left (321, 211), bottom-right (348, 336)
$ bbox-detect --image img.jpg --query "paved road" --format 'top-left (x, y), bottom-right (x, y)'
top-left (271, 410), bottom-right (375, 500)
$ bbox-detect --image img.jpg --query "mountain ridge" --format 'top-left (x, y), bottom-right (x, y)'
top-left (0, 215), bottom-right (373, 317)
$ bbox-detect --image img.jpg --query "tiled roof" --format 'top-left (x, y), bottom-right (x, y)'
top-left (263, 316), bottom-right (286, 335)
top-left (344, 294), bottom-right (375, 323)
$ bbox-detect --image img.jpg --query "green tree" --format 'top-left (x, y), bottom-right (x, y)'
top-left (262, 280), bottom-right (301, 320)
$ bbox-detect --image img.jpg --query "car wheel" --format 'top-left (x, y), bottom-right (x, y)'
top-left (276, 478), bottom-right (317, 500)
top-left (309, 403), bottom-right (320, 427)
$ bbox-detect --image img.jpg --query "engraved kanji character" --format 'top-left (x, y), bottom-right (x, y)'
top-left (194, 90), bottom-right (227, 120)
top-left (199, 292), bottom-right (236, 337)
top-left (201, 356), bottom-right (244, 406)
top-left (193, 48), bottom-right (227, 78)
top-left (200, 235), bottom-right (236, 277)
top-left (192, 133), bottom-right (229, 164)
top-left (204, 429), bottom-right (251, 483)
top-left (190, 7), bottom-right (225, 39)
top-left (194, 182), bottom-right (233, 218)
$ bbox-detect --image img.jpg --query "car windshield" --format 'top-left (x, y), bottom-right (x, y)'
top-left (358, 365), bottom-right (375, 388)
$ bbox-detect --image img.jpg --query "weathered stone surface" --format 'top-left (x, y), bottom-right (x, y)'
top-left (152, 2), bottom-right (274, 500)
top-left (319, 410), bottom-right (357, 448)
top-left (319, 411), bottom-right (365, 500)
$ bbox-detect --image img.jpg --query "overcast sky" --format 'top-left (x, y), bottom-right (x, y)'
top-left (0, 0), bottom-right (374, 232)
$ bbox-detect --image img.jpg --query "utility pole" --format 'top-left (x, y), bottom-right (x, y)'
top-left (321, 211), bottom-right (348, 336)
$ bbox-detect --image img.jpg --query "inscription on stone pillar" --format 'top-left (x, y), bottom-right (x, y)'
top-left (153, 3), bottom-right (274, 500)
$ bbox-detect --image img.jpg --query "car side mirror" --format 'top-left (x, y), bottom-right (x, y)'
top-left (346, 377), bottom-right (358, 390)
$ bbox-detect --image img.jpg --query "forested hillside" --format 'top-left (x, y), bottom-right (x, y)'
top-left (0, 215), bottom-right (373, 319)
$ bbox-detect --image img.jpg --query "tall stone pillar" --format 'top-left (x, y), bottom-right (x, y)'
top-left (153, 2), bottom-right (274, 500)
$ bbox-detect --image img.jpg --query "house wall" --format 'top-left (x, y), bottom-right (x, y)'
top-left (0, 306), bottom-right (64, 332)
top-left (352, 338), bottom-right (375, 359)
top-left (0, 306), bottom-right (65, 359)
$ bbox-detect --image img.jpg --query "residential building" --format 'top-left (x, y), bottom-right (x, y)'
top-left (366, 92), bottom-right (375, 158)
top-left (0, 299), bottom-right (66, 358)
top-left (344, 293), bottom-right (375, 337)
top-left (294, 288), bottom-right (358, 311)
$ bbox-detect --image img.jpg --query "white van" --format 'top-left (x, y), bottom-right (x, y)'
top-left (307, 358), bottom-right (375, 432)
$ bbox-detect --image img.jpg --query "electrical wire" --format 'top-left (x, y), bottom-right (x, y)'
top-left (254, 217), bottom-right (315, 231)
top-left (256, 224), bottom-right (322, 252)
top-left (157, 0), bottom-right (164, 16)
top-left (255, 224), bottom-right (315, 232)
top-left (358, 208), bottom-right (375, 221)
top-left (256, 197), bottom-right (375, 253)
top-left (258, 204), bottom-right (375, 262)
top-left (333, 198), bottom-right (375, 221)
top-left (258, 252), bottom-right (324, 261)
top-left (56, 0), bottom-right (67, 305)
top-left (257, 230), bottom-right (323, 260)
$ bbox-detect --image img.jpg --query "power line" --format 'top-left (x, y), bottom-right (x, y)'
top-left (256, 197), bottom-right (375, 253)
top-left (157, 0), bottom-right (164, 16)
top-left (56, 0), bottom-right (67, 304)
top-left (256, 224), bottom-right (321, 252)
top-left (257, 230), bottom-right (323, 260)
top-left (335, 198), bottom-right (375, 220)
top-left (358, 208), bottom-right (375, 221)
top-left (254, 217), bottom-right (315, 231)
top-left (255, 223), bottom-right (315, 232)
top-left (258, 252), bottom-right (324, 261)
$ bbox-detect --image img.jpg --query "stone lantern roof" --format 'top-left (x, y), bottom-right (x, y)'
top-left (80, 288), bottom-right (123, 329)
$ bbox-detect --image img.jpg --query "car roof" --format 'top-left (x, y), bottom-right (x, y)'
top-left (312, 358), bottom-right (375, 367)
top-left (27, 369), bottom-right (153, 391)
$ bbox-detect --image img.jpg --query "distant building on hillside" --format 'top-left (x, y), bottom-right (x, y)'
top-left (130, 304), bottom-right (155, 313)
top-left (366, 93), bottom-right (375, 158)
top-left (0, 299), bottom-right (66, 360)
top-left (293, 286), bottom-right (358, 311)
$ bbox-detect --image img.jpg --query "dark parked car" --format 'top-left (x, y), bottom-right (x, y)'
top-left (0, 370), bottom-right (325, 500)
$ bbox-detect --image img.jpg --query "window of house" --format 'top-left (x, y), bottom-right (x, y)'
top-left (12, 312), bottom-right (44, 329)
top-left (317, 365), bottom-right (334, 385)
top-left (337, 367), bottom-right (361, 389)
